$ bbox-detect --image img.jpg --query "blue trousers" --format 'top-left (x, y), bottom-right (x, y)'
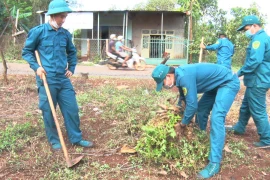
top-left (196, 75), bottom-right (240, 163)
top-left (233, 87), bottom-right (270, 144)
top-left (37, 75), bottom-right (82, 145)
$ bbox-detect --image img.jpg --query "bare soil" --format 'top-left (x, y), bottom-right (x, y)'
top-left (0, 75), bottom-right (270, 180)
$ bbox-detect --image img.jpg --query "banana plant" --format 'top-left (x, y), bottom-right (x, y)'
top-left (10, 5), bottom-right (32, 33)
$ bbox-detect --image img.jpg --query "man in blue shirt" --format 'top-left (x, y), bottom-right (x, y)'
top-left (152, 63), bottom-right (240, 179)
top-left (226, 15), bottom-right (270, 148)
top-left (200, 33), bottom-right (234, 69)
top-left (115, 35), bottom-right (131, 66)
top-left (22, 0), bottom-right (93, 150)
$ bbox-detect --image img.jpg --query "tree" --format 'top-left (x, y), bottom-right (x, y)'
top-left (133, 0), bottom-right (177, 11)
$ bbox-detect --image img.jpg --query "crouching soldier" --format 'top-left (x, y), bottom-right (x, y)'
top-left (152, 62), bottom-right (240, 178)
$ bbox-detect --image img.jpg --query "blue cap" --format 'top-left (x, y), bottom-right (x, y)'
top-left (47, 0), bottom-right (72, 15)
top-left (151, 64), bottom-right (170, 91)
top-left (237, 15), bottom-right (261, 31)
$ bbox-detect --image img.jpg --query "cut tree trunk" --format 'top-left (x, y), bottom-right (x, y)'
top-left (0, 49), bottom-right (8, 85)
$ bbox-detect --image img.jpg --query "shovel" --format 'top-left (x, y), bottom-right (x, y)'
top-left (35, 50), bottom-right (83, 168)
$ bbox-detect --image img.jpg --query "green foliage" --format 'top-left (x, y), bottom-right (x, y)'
top-left (133, 0), bottom-right (177, 11)
top-left (136, 112), bottom-right (180, 161)
top-left (188, 1), bottom-right (266, 66)
top-left (0, 122), bottom-right (37, 152)
top-left (136, 113), bottom-right (210, 174)
top-left (228, 140), bottom-right (247, 159)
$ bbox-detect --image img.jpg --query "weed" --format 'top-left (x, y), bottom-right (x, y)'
top-left (136, 112), bottom-right (210, 175)
top-left (0, 122), bottom-right (38, 152)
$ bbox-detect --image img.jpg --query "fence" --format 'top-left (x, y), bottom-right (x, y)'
top-left (73, 38), bottom-right (133, 62)
top-left (142, 36), bottom-right (189, 59)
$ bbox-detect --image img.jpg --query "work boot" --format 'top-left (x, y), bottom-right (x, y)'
top-left (74, 140), bottom-right (94, 148)
top-left (225, 125), bottom-right (244, 135)
top-left (52, 143), bottom-right (62, 150)
top-left (253, 141), bottom-right (270, 148)
top-left (197, 162), bottom-right (220, 179)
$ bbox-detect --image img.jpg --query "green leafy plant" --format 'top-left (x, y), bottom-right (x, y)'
top-left (0, 122), bottom-right (37, 152)
top-left (136, 112), bottom-right (210, 174)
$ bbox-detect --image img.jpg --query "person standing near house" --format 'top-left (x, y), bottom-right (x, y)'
top-left (226, 15), bottom-right (270, 148)
top-left (22, 0), bottom-right (93, 150)
top-left (200, 33), bottom-right (234, 69)
top-left (115, 35), bottom-right (132, 66)
top-left (152, 63), bottom-right (240, 179)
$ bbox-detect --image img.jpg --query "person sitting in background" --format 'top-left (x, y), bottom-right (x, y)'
top-left (115, 36), bottom-right (132, 66)
top-left (107, 34), bottom-right (121, 60)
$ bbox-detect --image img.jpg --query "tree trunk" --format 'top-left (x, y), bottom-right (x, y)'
top-left (0, 49), bottom-right (8, 85)
top-left (188, 0), bottom-right (194, 64)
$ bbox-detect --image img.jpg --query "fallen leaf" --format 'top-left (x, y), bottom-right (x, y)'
top-left (158, 104), bottom-right (167, 110)
top-left (116, 85), bottom-right (129, 90)
top-left (180, 171), bottom-right (188, 178)
top-left (156, 110), bottom-right (166, 114)
top-left (157, 170), bottom-right (168, 176)
top-left (93, 107), bottom-right (99, 112)
top-left (120, 144), bottom-right (136, 154)
top-left (224, 144), bottom-right (232, 153)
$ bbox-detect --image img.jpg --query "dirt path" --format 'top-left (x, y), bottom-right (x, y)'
top-left (0, 63), bottom-right (155, 79)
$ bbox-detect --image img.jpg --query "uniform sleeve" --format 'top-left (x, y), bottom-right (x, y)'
top-left (206, 39), bottom-right (222, 51)
top-left (179, 76), bottom-right (198, 125)
top-left (237, 38), bottom-right (265, 77)
top-left (177, 87), bottom-right (186, 107)
top-left (66, 31), bottom-right (77, 74)
top-left (22, 28), bottom-right (41, 72)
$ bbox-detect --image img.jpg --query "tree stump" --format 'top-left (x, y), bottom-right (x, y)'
top-left (0, 49), bottom-right (8, 85)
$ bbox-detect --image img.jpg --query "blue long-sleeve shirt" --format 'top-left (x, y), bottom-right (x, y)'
top-left (237, 29), bottom-right (270, 88)
top-left (206, 38), bottom-right (234, 69)
top-left (22, 23), bottom-right (77, 75)
top-left (175, 63), bottom-right (235, 124)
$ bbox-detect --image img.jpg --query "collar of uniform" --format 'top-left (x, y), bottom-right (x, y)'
top-left (46, 22), bottom-right (64, 32)
top-left (46, 22), bottom-right (54, 31)
top-left (254, 29), bottom-right (264, 36)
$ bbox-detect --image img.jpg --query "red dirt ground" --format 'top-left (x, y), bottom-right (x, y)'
top-left (1, 75), bottom-right (270, 179)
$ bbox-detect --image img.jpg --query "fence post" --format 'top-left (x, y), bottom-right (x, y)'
top-left (87, 39), bottom-right (90, 61)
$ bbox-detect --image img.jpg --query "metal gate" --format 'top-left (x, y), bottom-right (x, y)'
top-left (141, 35), bottom-right (188, 59)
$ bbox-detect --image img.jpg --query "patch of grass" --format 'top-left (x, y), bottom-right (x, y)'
top-left (0, 59), bottom-right (27, 63)
top-left (0, 122), bottom-right (39, 153)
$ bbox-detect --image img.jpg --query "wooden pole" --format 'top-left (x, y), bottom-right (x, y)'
top-left (14, 9), bottom-right (20, 44)
top-left (188, 0), bottom-right (194, 64)
top-left (199, 37), bottom-right (204, 63)
top-left (87, 39), bottom-right (90, 61)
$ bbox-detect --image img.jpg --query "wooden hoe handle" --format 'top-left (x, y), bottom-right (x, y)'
top-left (199, 37), bottom-right (204, 63)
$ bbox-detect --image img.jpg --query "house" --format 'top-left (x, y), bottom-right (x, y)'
top-left (39, 10), bottom-right (190, 65)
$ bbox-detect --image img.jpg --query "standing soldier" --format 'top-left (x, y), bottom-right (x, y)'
top-left (22, 0), bottom-right (93, 150)
top-left (226, 15), bottom-right (270, 148)
top-left (200, 33), bottom-right (234, 69)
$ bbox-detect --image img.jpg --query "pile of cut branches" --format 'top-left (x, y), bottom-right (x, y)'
top-left (136, 97), bottom-right (210, 177)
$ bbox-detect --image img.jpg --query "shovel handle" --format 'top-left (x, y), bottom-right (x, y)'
top-left (35, 51), bottom-right (72, 167)
top-left (199, 37), bottom-right (204, 63)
